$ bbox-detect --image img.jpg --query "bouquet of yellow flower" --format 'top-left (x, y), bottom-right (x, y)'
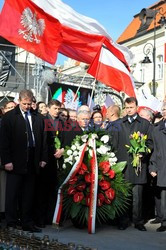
top-left (125, 131), bottom-right (151, 175)
top-left (54, 131), bottom-right (61, 149)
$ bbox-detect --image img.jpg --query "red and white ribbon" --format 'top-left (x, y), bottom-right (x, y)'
top-left (88, 139), bottom-right (98, 234)
top-left (53, 143), bottom-right (87, 225)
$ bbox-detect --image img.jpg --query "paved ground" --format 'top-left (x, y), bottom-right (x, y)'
top-left (38, 219), bottom-right (166, 250)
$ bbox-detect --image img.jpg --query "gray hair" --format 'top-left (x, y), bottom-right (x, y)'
top-left (19, 89), bottom-right (34, 101)
top-left (77, 110), bottom-right (91, 118)
top-left (141, 108), bottom-right (154, 121)
top-left (77, 105), bottom-right (90, 113)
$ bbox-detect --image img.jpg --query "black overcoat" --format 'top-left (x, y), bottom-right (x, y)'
top-left (0, 105), bottom-right (47, 174)
top-left (149, 120), bottom-right (166, 187)
top-left (112, 115), bottom-right (153, 184)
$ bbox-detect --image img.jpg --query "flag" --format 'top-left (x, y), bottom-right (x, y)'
top-left (31, 0), bottom-right (132, 66)
top-left (104, 94), bottom-right (115, 108)
top-left (88, 45), bottom-right (136, 97)
top-left (0, 0), bottom-right (62, 64)
top-left (87, 94), bottom-right (96, 112)
top-left (137, 87), bottom-right (162, 112)
top-left (101, 94), bottom-right (115, 118)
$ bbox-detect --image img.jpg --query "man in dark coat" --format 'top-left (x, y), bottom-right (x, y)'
top-left (113, 97), bottom-right (152, 231)
top-left (149, 103), bottom-right (166, 232)
top-left (34, 99), bottom-right (62, 227)
top-left (0, 90), bottom-right (47, 232)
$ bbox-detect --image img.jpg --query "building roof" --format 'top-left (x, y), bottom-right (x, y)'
top-left (117, 0), bottom-right (166, 44)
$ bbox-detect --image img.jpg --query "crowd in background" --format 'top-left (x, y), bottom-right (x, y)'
top-left (0, 89), bottom-right (166, 233)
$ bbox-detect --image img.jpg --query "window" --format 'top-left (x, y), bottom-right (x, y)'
top-left (157, 55), bottom-right (163, 79)
top-left (140, 63), bottom-right (145, 83)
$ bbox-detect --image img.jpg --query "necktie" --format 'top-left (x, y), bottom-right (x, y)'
top-left (129, 116), bottom-right (134, 123)
top-left (24, 112), bottom-right (34, 147)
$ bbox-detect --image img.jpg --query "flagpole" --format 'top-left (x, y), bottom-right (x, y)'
top-left (72, 72), bottom-right (87, 104)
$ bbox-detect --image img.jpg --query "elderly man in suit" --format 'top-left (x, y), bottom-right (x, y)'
top-left (112, 97), bottom-right (153, 231)
top-left (60, 109), bottom-right (91, 148)
top-left (0, 89), bottom-right (47, 232)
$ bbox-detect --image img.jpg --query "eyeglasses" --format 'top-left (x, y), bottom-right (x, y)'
top-left (93, 116), bottom-right (102, 119)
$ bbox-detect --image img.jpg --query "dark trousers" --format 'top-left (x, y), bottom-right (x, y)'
top-left (152, 178), bottom-right (162, 221)
top-left (5, 148), bottom-right (35, 227)
top-left (35, 156), bottom-right (58, 225)
top-left (160, 188), bottom-right (166, 226)
top-left (5, 172), bottom-right (35, 227)
top-left (119, 184), bottom-right (144, 226)
top-left (132, 184), bottom-right (144, 224)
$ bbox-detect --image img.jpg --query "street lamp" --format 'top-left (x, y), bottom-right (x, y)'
top-left (142, 42), bottom-right (156, 96)
top-left (141, 6), bottom-right (166, 97)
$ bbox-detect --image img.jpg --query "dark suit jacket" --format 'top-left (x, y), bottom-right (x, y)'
top-left (149, 120), bottom-right (166, 187)
top-left (0, 105), bottom-right (47, 174)
top-left (112, 114), bottom-right (153, 184)
top-left (61, 120), bottom-right (83, 148)
top-left (44, 114), bottom-right (61, 157)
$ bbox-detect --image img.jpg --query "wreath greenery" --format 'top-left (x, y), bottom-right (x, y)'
top-left (59, 131), bottom-right (131, 227)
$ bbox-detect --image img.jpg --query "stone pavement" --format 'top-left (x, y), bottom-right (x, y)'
top-left (38, 219), bottom-right (166, 250)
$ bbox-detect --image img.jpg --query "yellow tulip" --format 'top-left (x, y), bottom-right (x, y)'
top-left (143, 135), bottom-right (147, 140)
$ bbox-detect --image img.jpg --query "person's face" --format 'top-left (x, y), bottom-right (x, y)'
top-left (48, 104), bottom-right (61, 118)
top-left (19, 98), bottom-right (32, 112)
top-left (162, 106), bottom-right (166, 120)
top-left (59, 111), bottom-right (68, 121)
top-left (69, 111), bottom-right (77, 121)
top-left (39, 103), bottom-right (47, 115)
top-left (125, 102), bottom-right (137, 116)
top-left (93, 112), bottom-right (103, 125)
top-left (31, 102), bottom-right (37, 110)
top-left (4, 102), bottom-right (16, 113)
top-left (77, 114), bottom-right (90, 128)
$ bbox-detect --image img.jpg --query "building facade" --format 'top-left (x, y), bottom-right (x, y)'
top-left (117, 0), bottom-right (166, 100)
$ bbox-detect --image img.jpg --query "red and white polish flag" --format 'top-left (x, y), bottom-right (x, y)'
top-left (0, 0), bottom-right (62, 64)
top-left (31, 0), bottom-right (132, 66)
top-left (88, 45), bottom-right (136, 97)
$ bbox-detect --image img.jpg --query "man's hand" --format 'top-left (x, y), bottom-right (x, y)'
top-left (54, 148), bottom-right (64, 158)
top-left (5, 163), bottom-right (13, 171)
top-left (150, 171), bottom-right (157, 177)
top-left (39, 161), bottom-right (47, 168)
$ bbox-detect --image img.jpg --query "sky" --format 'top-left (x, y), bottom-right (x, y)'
top-left (0, 0), bottom-right (156, 64)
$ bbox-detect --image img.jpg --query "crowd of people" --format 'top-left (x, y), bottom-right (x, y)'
top-left (0, 89), bottom-right (166, 233)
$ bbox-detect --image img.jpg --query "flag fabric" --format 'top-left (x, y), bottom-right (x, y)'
top-left (87, 94), bottom-right (96, 112)
top-left (0, 0), bottom-right (62, 64)
top-left (104, 94), bottom-right (115, 108)
top-left (137, 87), bottom-right (162, 112)
top-left (101, 94), bottom-right (115, 118)
top-left (88, 45), bottom-right (136, 97)
top-left (31, 0), bottom-right (132, 66)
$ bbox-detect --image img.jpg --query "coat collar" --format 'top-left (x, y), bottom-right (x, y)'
top-left (14, 105), bottom-right (37, 116)
top-left (122, 114), bottom-right (141, 123)
top-left (158, 119), bottom-right (166, 131)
